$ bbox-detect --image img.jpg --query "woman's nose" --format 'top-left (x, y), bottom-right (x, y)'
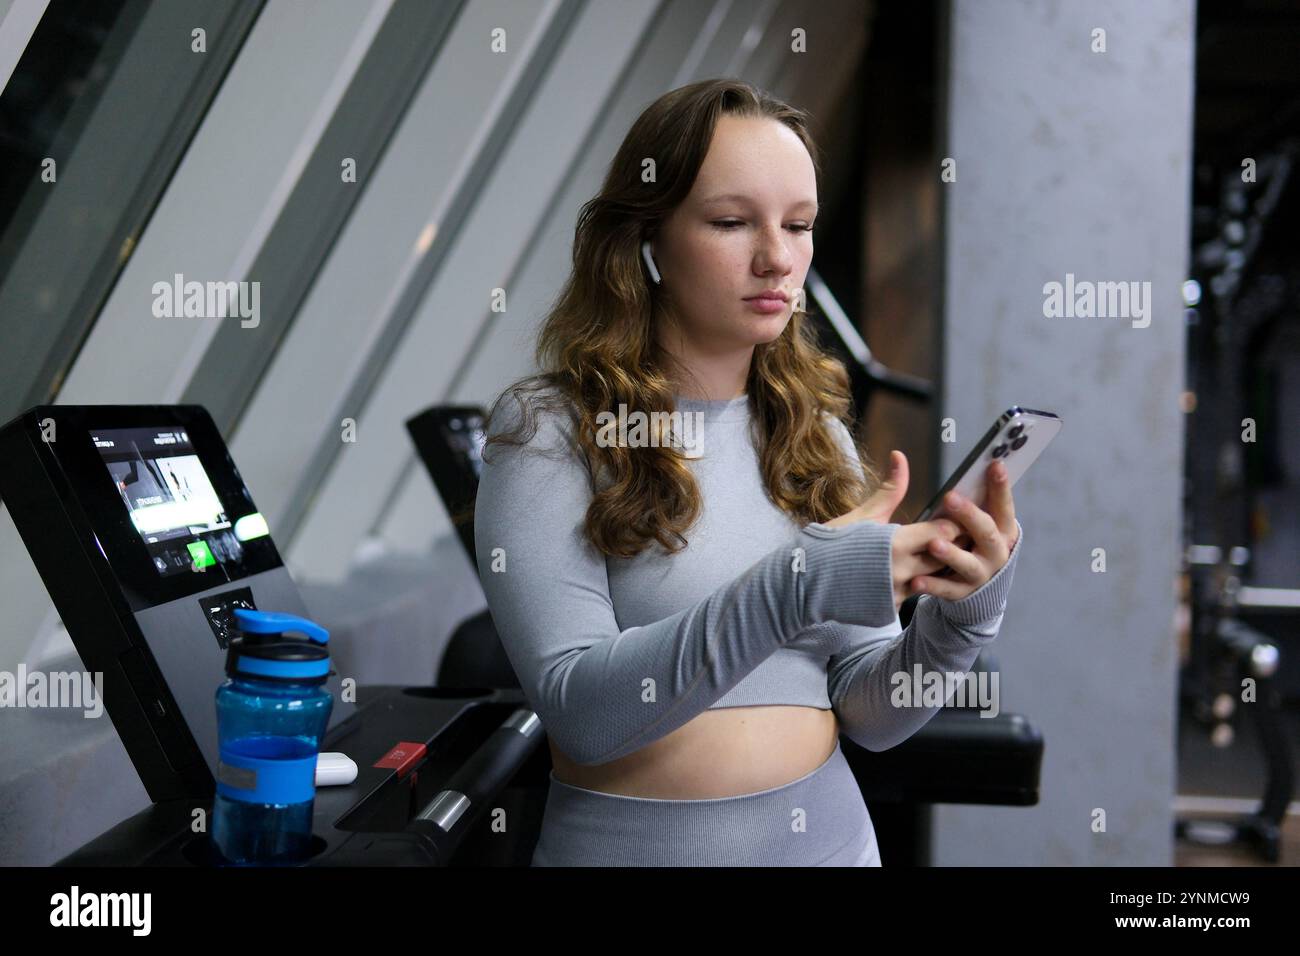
top-left (753, 225), bottom-right (795, 275)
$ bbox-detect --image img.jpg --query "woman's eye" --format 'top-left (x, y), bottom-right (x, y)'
top-left (710, 220), bottom-right (814, 233)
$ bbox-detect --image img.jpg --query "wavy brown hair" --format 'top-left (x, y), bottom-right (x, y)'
top-left (469, 78), bottom-right (878, 558)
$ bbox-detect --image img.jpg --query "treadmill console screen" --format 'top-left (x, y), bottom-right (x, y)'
top-left (92, 427), bottom-right (242, 577)
top-left (10, 405), bottom-right (288, 612)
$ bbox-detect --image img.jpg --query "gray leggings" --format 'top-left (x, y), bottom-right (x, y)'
top-left (530, 740), bottom-right (881, 866)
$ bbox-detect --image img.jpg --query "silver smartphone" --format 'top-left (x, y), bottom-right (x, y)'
top-left (915, 406), bottom-right (1062, 523)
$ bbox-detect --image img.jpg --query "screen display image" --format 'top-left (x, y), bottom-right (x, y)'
top-left (92, 426), bottom-right (243, 578)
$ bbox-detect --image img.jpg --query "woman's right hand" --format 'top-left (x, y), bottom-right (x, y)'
top-left (822, 450), bottom-right (965, 611)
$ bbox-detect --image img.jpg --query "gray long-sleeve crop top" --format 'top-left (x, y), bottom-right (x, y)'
top-left (473, 387), bottom-right (1022, 767)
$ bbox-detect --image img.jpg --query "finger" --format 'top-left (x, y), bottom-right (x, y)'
top-left (883, 452), bottom-right (915, 520)
top-left (986, 461), bottom-right (1017, 538)
top-left (899, 550), bottom-right (948, 579)
top-left (932, 522), bottom-right (972, 553)
top-left (887, 451), bottom-right (909, 505)
top-left (861, 451), bottom-right (909, 522)
top-left (927, 537), bottom-right (986, 585)
top-left (895, 523), bottom-right (955, 556)
top-left (944, 491), bottom-right (1004, 558)
top-left (916, 518), bottom-right (963, 544)
top-left (931, 517), bottom-right (963, 540)
top-left (911, 573), bottom-right (971, 602)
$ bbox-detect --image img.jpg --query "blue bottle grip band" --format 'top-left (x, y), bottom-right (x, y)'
top-left (217, 747), bottom-right (317, 805)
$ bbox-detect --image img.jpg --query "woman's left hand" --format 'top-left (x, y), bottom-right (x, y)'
top-left (909, 460), bottom-right (1019, 601)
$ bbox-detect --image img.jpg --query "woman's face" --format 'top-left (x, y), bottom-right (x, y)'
top-left (651, 114), bottom-right (817, 356)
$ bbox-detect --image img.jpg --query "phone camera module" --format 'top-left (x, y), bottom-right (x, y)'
top-left (1007, 423), bottom-right (1025, 440)
top-left (1011, 435), bottom-right (1028, 451)
top-left (992, 443), bottom-right (1009, 458)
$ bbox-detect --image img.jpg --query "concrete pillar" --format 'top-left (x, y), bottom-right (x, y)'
top-left (935, 0), bottom-right (1194, 865)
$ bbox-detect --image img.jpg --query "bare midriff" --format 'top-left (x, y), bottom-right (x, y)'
top-left (548, 705), bottom-right (840, 799)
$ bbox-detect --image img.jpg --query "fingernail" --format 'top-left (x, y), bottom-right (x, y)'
top-left (932, 540), bottom-right (946, 553)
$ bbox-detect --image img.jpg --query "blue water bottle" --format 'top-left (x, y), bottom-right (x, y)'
top-left (211, 609), bottom-right (333, 865)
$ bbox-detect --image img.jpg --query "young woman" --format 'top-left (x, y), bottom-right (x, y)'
top-left (472, 78), bottom-right (1022, 866)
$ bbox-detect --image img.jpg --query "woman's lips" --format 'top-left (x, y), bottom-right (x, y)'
top-left (743, 295), bottom-right (788, 314)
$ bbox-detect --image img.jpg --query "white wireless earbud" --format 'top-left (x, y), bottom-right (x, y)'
top-left (641, 240), bottom-right (662, 285)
